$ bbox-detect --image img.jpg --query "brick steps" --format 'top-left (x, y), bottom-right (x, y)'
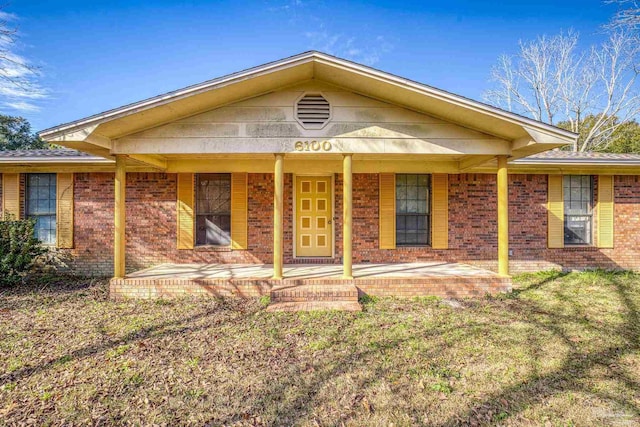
top-left (267, 283), bottom-right (361, 311)
top-left (265, 300), bottom-right (362, 312)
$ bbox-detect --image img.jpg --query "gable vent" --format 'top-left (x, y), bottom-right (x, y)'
top-left (296, 94), bottom-right (331, 128)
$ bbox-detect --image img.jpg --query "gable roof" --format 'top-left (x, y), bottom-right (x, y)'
top-left (38, 51), bottom-right (576, 160)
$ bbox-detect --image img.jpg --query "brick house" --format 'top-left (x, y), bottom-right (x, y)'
top-left (1, 52), bottom-right (639, 302)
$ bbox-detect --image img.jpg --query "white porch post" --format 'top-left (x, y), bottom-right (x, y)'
top-left (273, 153), bottom-right (284, 279)
top-left (343, 154), bottom-right (353, 279)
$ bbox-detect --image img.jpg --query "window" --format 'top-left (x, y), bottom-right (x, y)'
top-left (196, 174), bottom-right (231, 246)
top-left (396, 174), bottom-right (430, 246)
top-left (26, 173), bottom-right (56, 245)
top-left (563, 175), bottom-right (593, 245)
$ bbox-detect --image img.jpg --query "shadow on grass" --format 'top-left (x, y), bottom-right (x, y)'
top-left (0, 274), bottom-right (109, 309)
top-left (2, 271), bottom-right (639, 425)
top-left (206, 272), bottom-right (640, 425)
top-left (437, 271), bottom-right (640, 426)
top-left (510, 270), bottom-right (569, 296)
top-left (0, 297), bottom-right (256, 386)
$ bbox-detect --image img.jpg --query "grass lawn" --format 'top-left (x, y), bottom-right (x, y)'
top-left (1, 271), bottom-right (639, 426)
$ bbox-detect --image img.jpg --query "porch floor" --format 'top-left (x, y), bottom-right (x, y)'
top-left (111, 262), bottom-right (512, 299)
top-left (126, 262), bottom-right (498, 281)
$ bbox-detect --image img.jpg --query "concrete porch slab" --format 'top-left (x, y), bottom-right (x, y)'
top-left (125, 262), bottom-right (500, 280)
top-left (110, 262), bottom-right (511, 300)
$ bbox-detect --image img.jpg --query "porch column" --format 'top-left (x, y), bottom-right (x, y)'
top-left (497, 155), bottom-right (509, 277)
top-left (343, 154), bottom-right (353, 279)
top-left (114, 155), bottom-right (126, 278)
top-left (273, 153), bottom-right (284, 279)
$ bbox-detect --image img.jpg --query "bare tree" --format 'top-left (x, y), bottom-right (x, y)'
top-left (484, 30), bottom-right (640, 152)
top-left (0, 9), bottom-right (44, 112)
top-left (608, 1), bottom-right (640, 30)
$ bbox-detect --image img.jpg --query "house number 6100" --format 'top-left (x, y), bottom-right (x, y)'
top-left (294, 140), bottom-right (332, 152)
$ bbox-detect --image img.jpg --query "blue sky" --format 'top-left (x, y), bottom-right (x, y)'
top-left (4, 0), bottom-right (618, 131)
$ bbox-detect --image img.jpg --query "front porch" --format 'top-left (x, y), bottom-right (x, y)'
top-left (109, 262), bottom-right (512, 301)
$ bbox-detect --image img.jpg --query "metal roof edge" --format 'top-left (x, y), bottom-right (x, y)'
top-left (512, 158), bottom-right (640, 166)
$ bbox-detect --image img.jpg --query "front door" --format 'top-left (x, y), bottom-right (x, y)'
top-left (295, 176), bottom-right (333, 257)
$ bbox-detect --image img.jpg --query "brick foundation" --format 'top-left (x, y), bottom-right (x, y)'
top-left (109, 275), bottom-right (512, 299)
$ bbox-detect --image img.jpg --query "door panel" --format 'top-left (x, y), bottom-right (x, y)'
top-left (296, 176), bottom-right (333, 257)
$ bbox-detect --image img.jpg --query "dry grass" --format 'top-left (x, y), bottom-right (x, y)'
top-left (0, 270), bottom-right (639, 426)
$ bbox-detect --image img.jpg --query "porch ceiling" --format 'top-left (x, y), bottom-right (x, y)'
top-left (159, 153), bottom-right (495, 173)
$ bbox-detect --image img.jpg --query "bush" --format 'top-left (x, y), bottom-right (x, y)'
top-left (0, 216), bottom-right (47, 286)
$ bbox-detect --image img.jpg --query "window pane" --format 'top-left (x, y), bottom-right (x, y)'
top-left (26, 174), bottom-right (56, 245)
top-left (395, 174), bottom-right (431, 246)
top-left (396, 185), bottom-right (406, 202)
top-left (570, 187), bottom-right (580, 202)
top-left (424, 189), bottom-right (430, 213)
top-left (397, 232), bottom-right (406, 245)
top-left (396, 216), bottom-right (406, 230)
top-left (37, 199), bottom-right (49, 213)
top-left (564, 215), bottom-right (592, 245)
top-left (407, 185), bottom-right (418, 200)
top-left (196, 174), bottom-right (232, 246)
top-left (406, 215), bottom-right (417, 231)
top-left (196, 215), bottom-right (231, 246)
top-left (416, 199), bottom-right (427, 214)
top-left (563, 175), bottom-right (593, 245)
top-left (417, 232), bottom-right (428, 245)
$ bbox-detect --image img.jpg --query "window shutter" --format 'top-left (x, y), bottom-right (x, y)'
top-left (597, 175), bottom-right (614, 248)
top-left (2, 173), bottom-right (20, 219)
top-left (231, 172), bottom-right (248, 249)
top-left (56, 173), bottom-right (74, 248)
top-left (431, 173), bottom-right (449, 249)
top-left (379, 173), bottom-right (395, 249)
top-left (177, 173), bottom-right (194, 250)
top-left (547, 175), bottom-right (564, 249)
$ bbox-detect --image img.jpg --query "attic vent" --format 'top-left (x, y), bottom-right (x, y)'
top-left (296, 94), bottom-right (331, 128)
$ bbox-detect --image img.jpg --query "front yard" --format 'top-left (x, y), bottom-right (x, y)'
top-left (1, 271), bottom-right (639, 426)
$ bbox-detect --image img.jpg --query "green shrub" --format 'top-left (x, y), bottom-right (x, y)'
top-left (0, 216), bottom-right (47, 286)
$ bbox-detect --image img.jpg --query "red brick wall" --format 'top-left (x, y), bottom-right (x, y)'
top-left (70, 172), bottom-right (292, 275)
top-left (507, 174), bottom-right (640, 273)
top-left (17, 171), bottom-right (640, 275)
top-left (70, 173), bottom-right (114, 275)
top-left (346, 173), bottom-right (498, 264)
top-left (344, 173), bottom-right (640, 272)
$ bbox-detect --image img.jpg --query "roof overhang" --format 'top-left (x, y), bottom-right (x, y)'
top-left (39, 51), bottom-right (577, 162)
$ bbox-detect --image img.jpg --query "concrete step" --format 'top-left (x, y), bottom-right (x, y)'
top-left (270, 284), bottom-right (359, 303)
top-left (265, 300), bottom-right (362, 312)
